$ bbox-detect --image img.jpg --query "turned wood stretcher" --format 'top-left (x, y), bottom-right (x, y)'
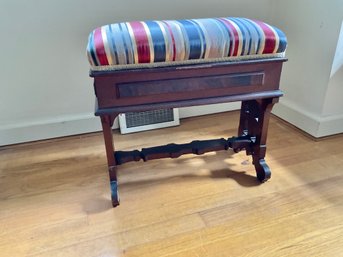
top-left (87, 17), bottom-right (287, 207)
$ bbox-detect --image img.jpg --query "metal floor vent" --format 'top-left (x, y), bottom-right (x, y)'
top-left (119, 108), bottom-right (180, 134)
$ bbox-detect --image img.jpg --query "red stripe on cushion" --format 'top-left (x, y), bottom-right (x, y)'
top-left (219, 18), bottom-right (238, 56)
top-left (253, 20), bottom-right (276, 54)
top-left (163, 21), bottom-right (176, 61)
top-left (130, 21), bottom-right (150, 63)
top-left (94, 28), bottom-right (109, 65)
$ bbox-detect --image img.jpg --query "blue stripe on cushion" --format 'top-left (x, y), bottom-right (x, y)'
top-left (215, 18), bottom-right (234, 57)
top-left (88, 33), bottom-right (99, 66)
top-left (242, 18), bottom-right (262, 54)
top-left (119, 23), bottom-right (133, 64)
top-left (145, 21), bottom-right (166, 62)
top-left (230, 18), bottom-right (249, 55)
top-left (190, 19), bottom-right (207, 59)
top-left (207, 18), bottom-right (230, 57)
top-left (274, 27), bottom-right (287, 53)
top-left (240, 18), bottom-right (256, 54)
top-left (178, 20), bottom-right (202, 60)
top-left (107, 25), bottom-right (118, 65)
top-left (111, 24), bottom-right (125, 64)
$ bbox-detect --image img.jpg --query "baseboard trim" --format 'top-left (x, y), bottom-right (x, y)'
top-left (2, 101), bottom-right (341, 146)
top-left (317, 114), bottom-right (343, 137)
top-left (272, 100), bottom-right (343, 138)
top-left (0, 114), bottom-right (115, 146)
top-left (0, 103), bottom-right (240, 146)
top-left (179, 102), bottom-right (240, 118)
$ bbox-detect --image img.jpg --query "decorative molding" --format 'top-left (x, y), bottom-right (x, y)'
top-left (0, 103), bottom-right (240, 146)
top-left (0, 114), bottom-right (109, 146)
top-left (179, 102), bottom-right (240, 118)
top-left (317, 113), bottom-right (343, 137)
top-left (2, 100), bottom-right (341, 146)
top-left (272, 99), bottom-right (343, 138)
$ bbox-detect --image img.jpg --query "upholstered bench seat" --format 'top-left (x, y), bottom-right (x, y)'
top-left (87, 17), bottom-right (287, 69)
top-left (87, 17), bottom-right (287, 207)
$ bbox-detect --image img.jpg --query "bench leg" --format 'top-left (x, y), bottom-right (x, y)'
top-left (100, 114), bottom-right (120, 207)
top-left (238, 98), bottom-right (278, 182)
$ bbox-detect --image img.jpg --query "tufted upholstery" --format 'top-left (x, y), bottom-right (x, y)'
top-left (87, 17), bottom-right (287, 67)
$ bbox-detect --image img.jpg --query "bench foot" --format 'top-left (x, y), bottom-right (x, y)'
top-left (254, 159), bottom-right (271, 182)
top-left (108, 166), bottom-right (120, 207)
top-left (110, 180), bottom-right (120, 207)
top-left (238, 98), bottom-right (278, 182)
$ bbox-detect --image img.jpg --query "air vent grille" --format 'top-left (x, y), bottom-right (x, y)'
top-left (119, 108), bottom-right (180, 134)
top-left (125, 109), bottom-right (174, 128)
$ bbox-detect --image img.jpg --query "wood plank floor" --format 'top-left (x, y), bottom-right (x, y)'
top-left (1, 111), bottom-right (343, 257)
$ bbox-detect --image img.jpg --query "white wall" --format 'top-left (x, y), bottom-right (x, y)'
top-left (1, 0), bottom-right (343, 145)
top-left (270, 0), bottom-right (343, 137)
top-left (0, 0), bottom-right (271, 146)
top-left (319, 21), bottom-right (343, 136)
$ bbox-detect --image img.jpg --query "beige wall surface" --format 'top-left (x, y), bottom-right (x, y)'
top-left (270, 0), bottom-right (343, 137)
top-left (323, 21), bottom-right (343, 117)
top-left (0, 0), bottom-right (271, 145)
top-left (1, 0), bottom-right (342, 145)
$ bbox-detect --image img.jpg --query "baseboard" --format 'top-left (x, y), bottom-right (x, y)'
top-left (0, 114), bottom-right (116, 146)
top-left (272, 99), bottom-right (343, 138)
top-left (179, 102), bottom-right (240, 118)
top-left (0, 103), bottom-right (240, 146)
top-left (2, 101), bottom-right (341, 146)
top-left (317, 114), bottom-right (343, 137)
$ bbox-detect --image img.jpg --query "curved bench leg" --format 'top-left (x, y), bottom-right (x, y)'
top-left (101, 114), bottom-right (120, 207)
top-left (237, 98), bottom-right (278, 182)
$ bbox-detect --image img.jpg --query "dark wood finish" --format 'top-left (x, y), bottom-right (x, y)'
top-left (235, 98), bottom-right (278, 181)
top-left (115, 136), bottom-right (253, 165)
top-left (92, 58), bottom-right (285, 109)
top-left (95, 90), bottom-right (283, 115)
top-left (92, 57), bottom-right (287, 207)
top-left (100, 114), bottom-right (120, 207)
top-left (117, 72), bottom-right (264, 98)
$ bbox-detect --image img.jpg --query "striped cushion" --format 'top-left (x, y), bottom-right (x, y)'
top-left (87, 17), bottom-right (287, 67)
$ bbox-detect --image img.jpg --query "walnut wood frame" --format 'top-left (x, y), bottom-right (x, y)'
top-left (91, 58), bottom-right (287, 207)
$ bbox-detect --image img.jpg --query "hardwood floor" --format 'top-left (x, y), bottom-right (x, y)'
top-left (1, 111), bottom-right (342, 257)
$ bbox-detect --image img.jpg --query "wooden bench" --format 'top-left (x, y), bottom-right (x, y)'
top-left (87, 17), bottom-right (287, 207)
